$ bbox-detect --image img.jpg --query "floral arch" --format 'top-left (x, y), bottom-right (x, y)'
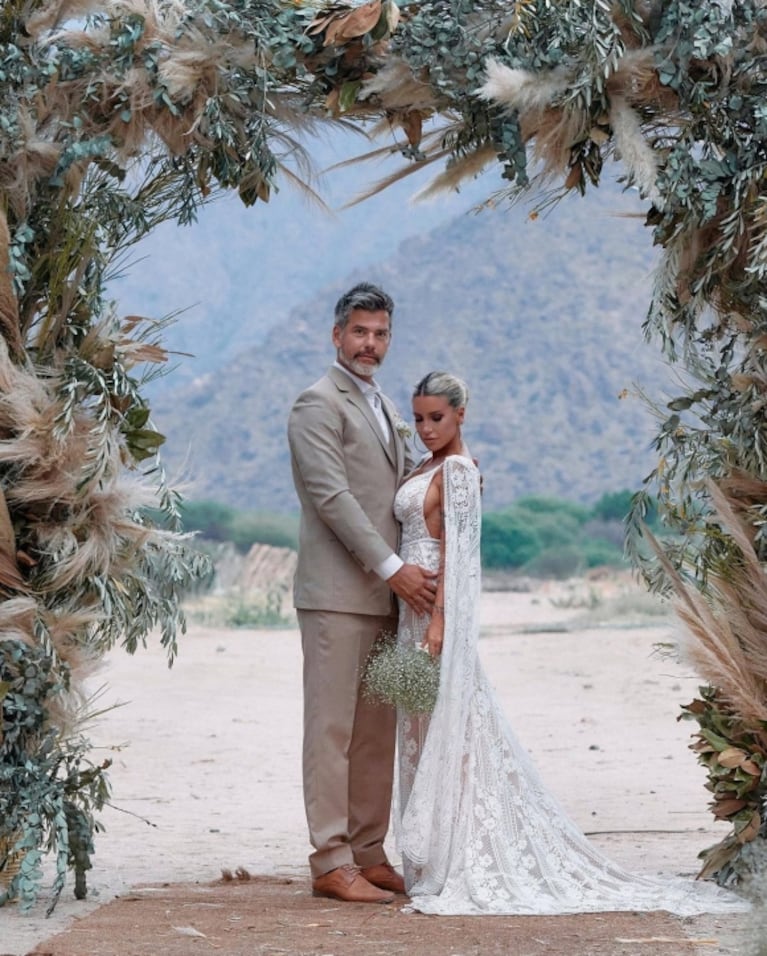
top-left (2, 0), bottom-right (767, 908)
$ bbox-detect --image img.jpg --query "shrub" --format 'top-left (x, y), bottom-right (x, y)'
top-left (481, 512), bottom-right (541, 568)
top-left (180, 500), bottom-right (298, 552)
top-left (524, 545), bottom-right (584, 580)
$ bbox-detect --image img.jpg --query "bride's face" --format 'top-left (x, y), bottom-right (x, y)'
top-left (413, 395), bottom-right (465, 455)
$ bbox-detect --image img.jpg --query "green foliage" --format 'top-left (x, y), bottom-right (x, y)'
top-left (580, 537), bottom-right (625, 570)
top-left (481, 510), bottom-right (541, 569)
top-left (224, 591), bottom-right (293, 629)
top-left (5, 0), bottom-right (767, 897)
top-left (180, 500), bottom-right (298, 552)
top-left (524, 544), bottom-right (584, 580)
top-left (513, 496), bottom-right (590, 521)
top-left (592, 490), bottom-right (635, 523)
top-left (0, 642), bottom-right (111, 914)
top-left (481, 493), bottom-right (628, 574)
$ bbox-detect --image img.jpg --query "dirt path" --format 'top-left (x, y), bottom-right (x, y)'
top-left (24, 876), bottom-right (741, 956)
top-left (1, 582), bottom-right (753, 955)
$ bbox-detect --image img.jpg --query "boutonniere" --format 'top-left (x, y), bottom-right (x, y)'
top-left (393, 417), bottom-right (412, 439)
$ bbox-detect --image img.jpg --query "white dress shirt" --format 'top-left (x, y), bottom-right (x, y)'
top-left (333, 362), bottom-right (402, 581)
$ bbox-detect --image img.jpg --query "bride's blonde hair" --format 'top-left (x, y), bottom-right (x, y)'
top-left (413, 371), bottom-right (469, 409)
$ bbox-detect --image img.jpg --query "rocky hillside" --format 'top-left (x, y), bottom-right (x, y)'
top-left (153, 177), bottom-right (672, 512)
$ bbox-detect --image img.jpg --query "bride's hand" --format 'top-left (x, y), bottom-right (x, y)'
top-left (423, 617), bottom-right (444, 657)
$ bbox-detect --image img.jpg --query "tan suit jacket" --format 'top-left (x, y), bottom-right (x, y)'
top-left (288, 366), bottom-right (411, 616)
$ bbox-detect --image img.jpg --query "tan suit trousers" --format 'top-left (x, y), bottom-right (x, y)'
top-left (299, 608), bottom-right (397, 879)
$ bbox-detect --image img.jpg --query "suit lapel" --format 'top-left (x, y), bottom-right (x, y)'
top-left (380, 395), bottom-right (404, 476)
top-left (328, 367), bottom-right (396, 466)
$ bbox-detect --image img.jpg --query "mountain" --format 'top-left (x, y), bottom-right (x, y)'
top-left (109, 131), bottom-right (496, 391)
top-left (152, 173), bottom-right (676, 513)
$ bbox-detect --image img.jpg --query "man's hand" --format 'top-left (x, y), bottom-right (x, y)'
top-left (388, 563), bottom-right (438, 616)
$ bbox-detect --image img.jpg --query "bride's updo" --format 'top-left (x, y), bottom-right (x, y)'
top-left (413, 371), bottom-right (469, 409)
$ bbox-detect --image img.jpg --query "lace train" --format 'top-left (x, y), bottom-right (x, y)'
top-left (393, 457), bottom-right (747, 916)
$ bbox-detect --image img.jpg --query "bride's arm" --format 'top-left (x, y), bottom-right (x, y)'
top-left (423, 474), bottom-right (447, 657)
top-left (422, 455), bottom-right (479, 657)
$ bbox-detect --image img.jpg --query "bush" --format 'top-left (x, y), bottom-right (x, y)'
top-left (524, 545), bottom-right (584, 580)
top-left (514, 508), bottom-right (583, 550)
top-left (482, 512), bottom-right (541, 568)
top-left (225, 592), bottom-right (293, 629)
top-left (591, 490), bottom-right (635, 522)
top-left (481, 490), bottom-right (646, 572)
top-left (227, 513), bottom-right (299, 552)
top-left (514, 495), bottom-right (590, 524)
top-left (579, 537), bottom-right (627, 568)
top-left (180, 500), bottom-right (298, 552)
top-left (179, 500), bottom-right (236, 541)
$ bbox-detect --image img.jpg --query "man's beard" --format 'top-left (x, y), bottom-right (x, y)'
top-left (342, 352), bottom-right (382, 377)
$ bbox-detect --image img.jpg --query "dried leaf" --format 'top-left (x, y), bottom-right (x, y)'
top-left (697, 834), bottom-right (740, 879)
top-left (307, 13), bottom-right (335, 35)
top-left (325, 88), bottom-right (340, 112)
top-left (711, 798), bottom-right (746, 818)
top-left (383, 0), bottom-right (400, 32)
top-left (739, 759), bottom-right (761, 775)
top-left (717, 747), bottom-right (748, 768)
top-left (735, 810), bottom-right (760, 843)
top-left (121, 342), bottom-right (168, 365)
top-left (564, 163), bottom-right (582, 190)
top-left (400, 110), bottom-right (423, 148)
top-left (0, 550), bottom-right (27, 591)
top-left (324, 0), bottom-right (381, 45)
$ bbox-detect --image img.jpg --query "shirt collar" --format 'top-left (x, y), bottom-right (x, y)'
top-left (333, 360), bottom-right (380, 397)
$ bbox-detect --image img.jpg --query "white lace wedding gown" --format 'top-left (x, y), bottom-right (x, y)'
top-left (392, 455), bottom-right (746, 916)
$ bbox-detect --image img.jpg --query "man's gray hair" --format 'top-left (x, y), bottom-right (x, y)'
top-left (334, 282), bottom-right (394, 329)
top-left (413, 371), bottom-right (469, 409)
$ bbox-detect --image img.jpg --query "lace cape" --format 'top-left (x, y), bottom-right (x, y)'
top-left (393, 456), bottom-right (747, 916)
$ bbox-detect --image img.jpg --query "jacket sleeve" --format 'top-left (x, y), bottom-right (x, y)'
top-left (288, 390), bottom-right (396, 573)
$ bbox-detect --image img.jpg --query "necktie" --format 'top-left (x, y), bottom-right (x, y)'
top-left (370, 390), bottom-right (390, 442)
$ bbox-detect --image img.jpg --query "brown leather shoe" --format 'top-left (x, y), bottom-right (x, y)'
top-left (312, 864), bottom-right (394, 903)
top-left (360, 863), bottom-right (406, 895)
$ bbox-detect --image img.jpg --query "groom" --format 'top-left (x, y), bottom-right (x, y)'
top-left (288, 282), bottom-right (436, 903)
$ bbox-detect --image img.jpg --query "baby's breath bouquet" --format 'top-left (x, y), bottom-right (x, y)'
top-left (363, 635), bottom-right (440, 715)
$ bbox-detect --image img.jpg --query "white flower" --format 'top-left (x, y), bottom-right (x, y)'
top-left (394, 417), bottom-right (412, 439)
top-left (362, 637), bottom-right (440, 714)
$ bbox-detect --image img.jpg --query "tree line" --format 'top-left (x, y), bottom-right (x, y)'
top-left (180, 490), bottom-right (655, 579)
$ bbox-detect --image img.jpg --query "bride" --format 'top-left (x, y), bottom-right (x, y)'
top-left (391, 370), bottom-right (746, 916)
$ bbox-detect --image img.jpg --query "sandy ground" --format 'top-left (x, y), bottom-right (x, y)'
top-left (1, 578), bottom-right (755, 955)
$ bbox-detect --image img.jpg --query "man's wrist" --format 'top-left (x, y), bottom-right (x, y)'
top-left (377, 553), bottom-right (403, 581)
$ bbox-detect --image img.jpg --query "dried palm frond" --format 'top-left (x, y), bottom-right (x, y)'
top-left (717, 471), bottom-right (767, 515)
top-left (477, 59), bottom-right (589, 180)
top-left (413, 143), bottom-right (498, 201)
top-left (359, 57), bottom-right (439, 113)
top-left (606, 47), bottom-right (680, 116)
top-left (25, 0), bottom-right (106, 35)
top-left (478, 59), bottom-right (573, 114)
top-left (648, 480), bottom-right (767, 733)
top-left (327, 114), bottom-right (484, 206)
top-left (0, 210), bottom-right (25, 360)
top-left (0, 598), bottom-right (38, 641)
top-left (608, 95), bottom-right (662, 207)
